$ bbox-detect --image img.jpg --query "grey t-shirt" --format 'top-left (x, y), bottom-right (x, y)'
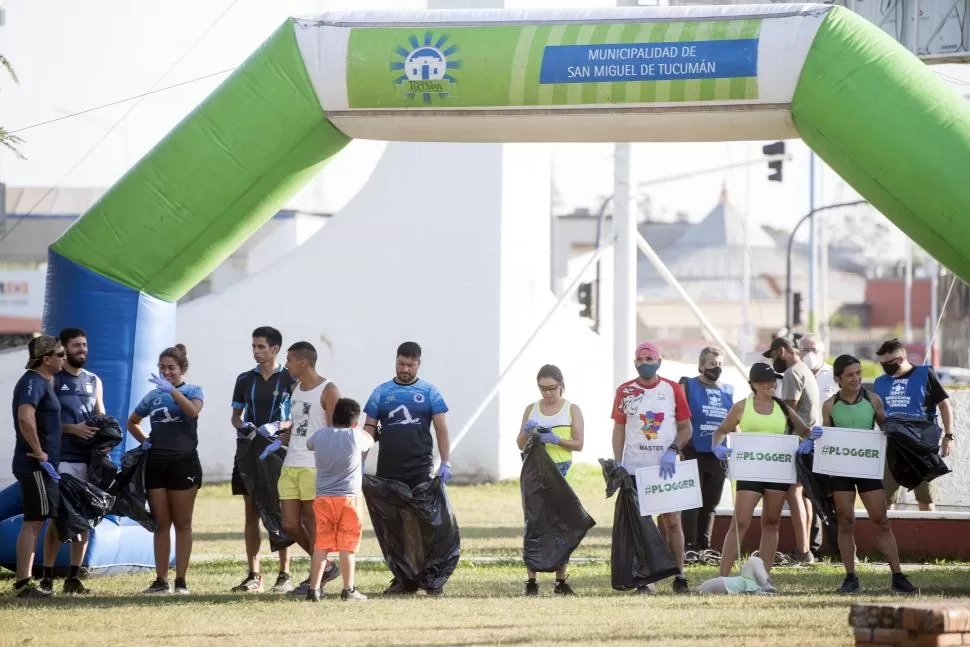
top-left (782, 360), bottom-right (821, 427)
top-left (306, 426), bottom-right (375, 496)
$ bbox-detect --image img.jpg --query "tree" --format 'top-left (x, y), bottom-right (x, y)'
top-left (0, 54), bottom-right (24, 158)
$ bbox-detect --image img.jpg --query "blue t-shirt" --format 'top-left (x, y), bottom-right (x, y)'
top-left (684, 377), bottom-right (734, 453)
top-left (55, 368), bottom-right (100, 462)
top-left (363, 378), bottom-right (448, 486)
top-left (12, 371), bottom-right (62, 474)
top-left (874, 365), bottom-right (948, 422)
top-left (134, 383), bottom-right (205, 456)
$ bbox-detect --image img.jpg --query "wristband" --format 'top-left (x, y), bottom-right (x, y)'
top-left (667, 443), bottom-right (679, 452)
top-left (944, 434), bottom-right (955, 440)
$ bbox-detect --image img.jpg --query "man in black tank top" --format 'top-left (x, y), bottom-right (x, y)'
top-left (47, 328), bottom-right (106, 595)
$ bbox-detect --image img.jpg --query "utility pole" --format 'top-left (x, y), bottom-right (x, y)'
top-left (808, 150), bottom-right (817, 332)
top-left (612, 0), bottom-right (638, 385)
top-left (904, 238), bottom-right (913, 343)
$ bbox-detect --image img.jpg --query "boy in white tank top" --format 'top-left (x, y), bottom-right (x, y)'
top-left (262, 342), bottom-right (341, 596)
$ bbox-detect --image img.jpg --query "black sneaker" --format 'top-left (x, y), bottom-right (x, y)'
top-left (173, 578), bottom-right (190, 595)
top-left (524, 579), bottom-right (539, 597)
top-left (38, 578), bottom-right (54, 594)
top-left (306, 587), bottom-right (321, 602)
top-left (287, 578), bottom-right (311, 597)
top-left (554, 577), bottom-right (575, 596)
top-left (231, 572), bottom-right (264, 593)
top-left (322, 561), bottom-right (340, 585)
top-left (143, 578), bottom-right (170, 594)
top-left (382, 579), bottom-right (418, 597)
top-left (673, 576), bottom-right (690, 594)
top-left (63, 577), bottom-right (90, 595)
top-left (635, 584), bottom-right (655, 595)
top-left (891, 572), bottom-right (917, 594)
top-left (15, 581), bottom-right (52, 599)
top-left (839, 574), bottom-right (860, 594)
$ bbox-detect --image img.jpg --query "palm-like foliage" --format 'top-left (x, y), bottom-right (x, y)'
top-left (0, 54), bottom-right (24, 158)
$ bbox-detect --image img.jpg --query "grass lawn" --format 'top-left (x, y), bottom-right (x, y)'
top-left (3, 465), bottom-right (970, 646)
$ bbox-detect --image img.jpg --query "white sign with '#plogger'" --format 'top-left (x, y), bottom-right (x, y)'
top-left (812, 426), bottom-right (887, 480)
top-left (635, 459), bottom-right (702, 516)
top-left (727, 433), bottom-right (799, 484)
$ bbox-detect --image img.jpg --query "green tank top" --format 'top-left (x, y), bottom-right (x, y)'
top-left (739, 396), bottom-right (787, 434)
top-left (830, 391), bottom-right (876, 430)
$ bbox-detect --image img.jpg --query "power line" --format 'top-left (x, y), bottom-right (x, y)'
top-left (9, 69), bottom-right (235, 135)
top-left (0, 0), bottom-right (242, 246)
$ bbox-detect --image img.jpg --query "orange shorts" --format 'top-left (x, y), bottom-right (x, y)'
top-left (312, 495), bottom-right (363, 553)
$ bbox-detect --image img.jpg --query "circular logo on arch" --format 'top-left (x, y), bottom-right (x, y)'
top-left (392, 33), bottom-right (462, 104)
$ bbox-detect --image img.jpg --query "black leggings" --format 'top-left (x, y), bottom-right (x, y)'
top-left (681, 445), bottom-right (728, 551)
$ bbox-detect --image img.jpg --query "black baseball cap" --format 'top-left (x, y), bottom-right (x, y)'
top-left (749, 362), bottom-right (782, 383)
top-left (762, 336), bottom-right (794, 358)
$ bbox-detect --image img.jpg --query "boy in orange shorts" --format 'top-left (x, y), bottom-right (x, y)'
top-left (305, 397), bottom-right (374, 601)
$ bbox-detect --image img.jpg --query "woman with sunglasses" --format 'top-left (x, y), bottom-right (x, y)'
top-left (516, 364), bottom-right (585, 597)
top-left (711, 362), bottom-right (820, 586)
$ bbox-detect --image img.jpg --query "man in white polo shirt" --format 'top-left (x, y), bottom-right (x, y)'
top-left (612, 341), bottom-right (693, 594)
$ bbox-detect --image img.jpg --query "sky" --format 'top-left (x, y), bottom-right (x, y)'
top-left (1, 0), bottom-right (969, 257)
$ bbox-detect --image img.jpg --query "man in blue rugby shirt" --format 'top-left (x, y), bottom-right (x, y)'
top-left (229, 326), bottom-right (295, 593)
top-left (11, 336), bottom-right (65, 598)
top-left (44, 328), bottom-right (106, 595)
top-left (874, 338), bottom-right (954, 511)
top-left (363, 341), bottom-right (452, 596)
top-left (680, 346), bottom-right (733, 562)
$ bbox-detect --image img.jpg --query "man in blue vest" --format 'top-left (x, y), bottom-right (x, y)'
top-left (680, 346), bottom-right (733, 562)
top-left (874, 338), bottom-right (953, 511)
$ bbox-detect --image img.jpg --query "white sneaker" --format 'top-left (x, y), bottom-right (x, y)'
top-left (340, 587), bottom-right (367, 601)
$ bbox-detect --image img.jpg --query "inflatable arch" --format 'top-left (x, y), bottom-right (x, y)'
top-left (4, 3), bottom-right (970, 572)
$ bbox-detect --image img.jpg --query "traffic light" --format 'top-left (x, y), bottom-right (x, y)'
top-left (792, 291), bottom-right (803, 326)
top-left (763, 141), bottom-right (785, 182)
top-left (578, 282), bottom-right (594, 318)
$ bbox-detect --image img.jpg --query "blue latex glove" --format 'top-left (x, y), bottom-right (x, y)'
top-left (537, 431), bottom-right (561, 445)
top-left (258, 422), bottom-right (281, 438)
top-left (523, 419), bottom-right (539, 433)
top-left (809, 426), bottom-right (824, 441)
top-left (797, 438), bottom-right (814, 455)
top-left (149, 373), bottom-right (175, 394)
top-left (712, 444), bottom-right (732, 461)
top-left (438, 462), bottom-right (452, 483)
top-left (259, 439), bottom-right (282, 461)
top-left (141, 439), bottom-right (152, 451)
top-left (659, 449), bottom-right (678, 480)
top-left (39, 461), bottom-right (61, 482)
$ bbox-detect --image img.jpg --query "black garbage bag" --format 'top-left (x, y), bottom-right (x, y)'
top-left (520, 434), bottom-right (595, 572)
top-left (77, 414), bottom-right (125, 451)
top-left (55, 474), bottom-right (115, 542)
top-left (363, 474), bottom-right (460, 592)
top-left (599, 459), bottom-right (680, 591)
top-left (88, 454), bottom-right (119, 491)
top-left (235, 434), bottom-right (294, 552)
top-left (108, 447), bottom-right (157, 532)
top-left (796, 452), bottom-right (836, 527)
top-left (883, 415), bottom-right (951, 489)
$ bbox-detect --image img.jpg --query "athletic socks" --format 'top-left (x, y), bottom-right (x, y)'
top-left (42, 567), bottom-right (54, 581)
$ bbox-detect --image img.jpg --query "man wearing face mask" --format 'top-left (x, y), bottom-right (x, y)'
top-left (679, 347), bottom-right (733, 562)
top-left (798, 334), bottom-right (838, 401)
top-left (612, 341), bottom-right (693, 594)
top-left (763, 336), bottom-right (819, 564)
top-left (874, 338), bottom-right (953, 511)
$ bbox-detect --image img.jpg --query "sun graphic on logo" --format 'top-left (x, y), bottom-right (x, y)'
top-left (639, 411), bottom-right (664, 440)
top-left (391, 32), bottom-right (462, 104)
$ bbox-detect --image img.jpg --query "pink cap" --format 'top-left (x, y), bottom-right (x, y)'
top-left (635, 341), bottom-right (660, 358)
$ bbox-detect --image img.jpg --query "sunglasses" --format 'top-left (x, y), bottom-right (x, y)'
top-left (47, 351), bottom-right (66, 358)
top-left (538, 384), bottom-right (560, 393)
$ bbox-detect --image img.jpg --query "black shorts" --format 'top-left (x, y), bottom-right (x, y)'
top-left (826, 476), bottom-right (883, 494)
top-left (145, 453), bottom-right (203, 491)
top-left (15, 470), bottom-right (60, 522)
top-left (231, 464), bottom-right (248, 496)
top-left (736, 480), bottom-right (791, 494)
